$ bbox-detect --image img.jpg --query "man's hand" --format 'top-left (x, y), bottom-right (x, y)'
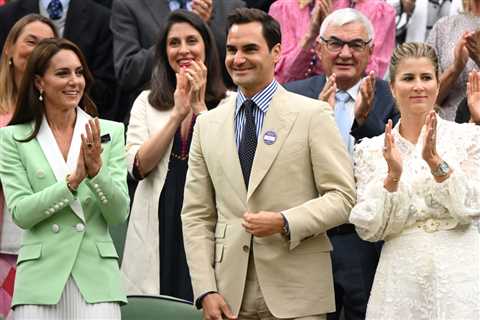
top-left (192, 0), bottom-right (213, 22)
top-left (466, 30), bottom-right (480, 67)
top-left (202, 293), bottom-right (237, 320)
top-left (242, 211), bottom-right (284, 237)
top-left (453, 32), bottom-right (470, 73)
top-left (319, 73), bottom-right (336, 109)
top-left (401, 0), bottom-right (416, 16)
top-left (354, 71), bottom-right (375, 126)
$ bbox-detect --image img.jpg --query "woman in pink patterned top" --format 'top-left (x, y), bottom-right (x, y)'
top-left (0, 14), bottom-right (57, 319)
top-left (269, 0), bottom-right (396, 83)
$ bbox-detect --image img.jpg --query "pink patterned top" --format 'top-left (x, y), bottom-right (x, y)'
top-left (269, 0), bottom-right (396, 83)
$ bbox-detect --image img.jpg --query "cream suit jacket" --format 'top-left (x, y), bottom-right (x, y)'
top-left (181, 86), bottom-right (356, 318)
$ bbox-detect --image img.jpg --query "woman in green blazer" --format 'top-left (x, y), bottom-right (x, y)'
top-left (0, 38), bottom-right (129, 319)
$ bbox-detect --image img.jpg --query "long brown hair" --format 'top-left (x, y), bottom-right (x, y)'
top-left (148, 10), bottom-right (226, 111)
top-left (9, 38), bottom-right (97, 142)
top-left (0, 14), bottom-right (58, 114)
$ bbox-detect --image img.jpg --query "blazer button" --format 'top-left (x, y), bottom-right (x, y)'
top-left (242, 245), bottom-right (249, 253)
top-left (75, 223), bottom-right (85, 232)
top-left (36, 170), bottom-right (45, 178)
top-left (52, 224), bottom-right (60, 233)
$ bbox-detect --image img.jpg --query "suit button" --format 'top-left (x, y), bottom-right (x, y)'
top-left (75, 223), bottom-right (85, 232)
top-left (242, 245), bottom-right (249, 253)
top-left (52, 224), bottom-right (60, 233)
top-left (36, 170), bottom-right (45, 178)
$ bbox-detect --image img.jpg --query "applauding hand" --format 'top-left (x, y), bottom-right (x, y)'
top-left (172, 69), bottom-right (192, 122)
top-left (383, 119), bottom-right (402, 191)
top-left (185, 58), bottom-right (208, 114)
top-left (318, 73), bottom-right (336, 109)
top-left (467, 71), bottom-right (480, 123)
top-left (192, 0), bottom-right (213, 22)
top-left (355, 71), bottom-right (376, 125)
top-left (81, 118), bottom-right (103, 178)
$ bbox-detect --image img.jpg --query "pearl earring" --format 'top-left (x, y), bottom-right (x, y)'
top-left (8, 58), bottom-right (13, 66)
top-left (39, 90), bottom-right (44, 102)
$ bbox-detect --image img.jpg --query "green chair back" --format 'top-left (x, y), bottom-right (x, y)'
top-left (121, 295), bottom-right (202, 320)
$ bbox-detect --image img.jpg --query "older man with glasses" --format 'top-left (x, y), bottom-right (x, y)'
top-left (285, 8), bottom-right (399, 320)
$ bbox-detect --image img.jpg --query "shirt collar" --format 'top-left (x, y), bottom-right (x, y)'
top-left (40, 0), bottom-right (70, 11)
top-left (336, 78), bottom-right (362, 102)
top-left (235, 80), bottom-right (279, 116)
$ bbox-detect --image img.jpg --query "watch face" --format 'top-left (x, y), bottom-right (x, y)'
top-left (439, 161), bottom-right (449, 173)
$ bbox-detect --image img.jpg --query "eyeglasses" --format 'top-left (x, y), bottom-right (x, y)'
top-left (319, 36), bottom-right (372, 53)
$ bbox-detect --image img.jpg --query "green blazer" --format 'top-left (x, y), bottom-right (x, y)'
top-left (0, 116), bottom-right (129, 307)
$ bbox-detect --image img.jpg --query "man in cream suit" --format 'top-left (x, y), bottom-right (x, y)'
top-left (182, 8), bottom-right (356, 320)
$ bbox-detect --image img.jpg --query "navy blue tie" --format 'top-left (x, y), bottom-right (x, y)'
top-left (238, 100), bottom-right (258, 188)
top-left (47, 0), bottom-right (63, 20)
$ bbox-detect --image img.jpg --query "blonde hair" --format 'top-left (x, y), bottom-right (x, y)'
top-left (0, 14), bottom-right (57, 114)
top-left (389, 42), bottom-right (439, 84)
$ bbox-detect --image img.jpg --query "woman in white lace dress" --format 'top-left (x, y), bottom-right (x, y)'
top-left (350, 42), bottom-right (480, 320)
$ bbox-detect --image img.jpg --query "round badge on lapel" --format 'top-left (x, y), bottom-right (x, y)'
top-left (263, 130), bottom-right (277, 145)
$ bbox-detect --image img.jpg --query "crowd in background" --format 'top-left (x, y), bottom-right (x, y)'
top-left (0, 0), bottom-right (479, 319)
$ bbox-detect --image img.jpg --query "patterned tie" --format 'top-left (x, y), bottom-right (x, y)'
top-left (335, 91), bottom-right (353, 153)
top-left (47, 0), bottom-right (63, 20)
top-left (238, 100), bottom-right (258, 188)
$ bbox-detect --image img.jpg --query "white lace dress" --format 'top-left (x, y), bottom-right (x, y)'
top-left (350, 118), bottom-right (480, 320)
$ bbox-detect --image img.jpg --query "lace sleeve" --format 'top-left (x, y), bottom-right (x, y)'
top-left (427, 124), bottom-right (480, 221)
top-left (349, 137), bottom-right (410, 241)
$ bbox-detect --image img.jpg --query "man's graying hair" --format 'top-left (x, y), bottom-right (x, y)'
top-left (319, 8), bottom-right (374, 45)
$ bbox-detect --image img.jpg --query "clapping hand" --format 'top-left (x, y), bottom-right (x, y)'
top-left (192, 0), bottom-right (213, 22)
top-left (465, 30), bottom-right (480, 67)
top-left (383, 119), bottom-right (402, 183)
top-left (401, 0), bottom-right (416, 16)
top-left (355, 71), bottom-right (376, 125)
top-left (421, 111), bottom-right (441, 168)
top-left (310, 0), bottom-right (331, 37)
top-left (184, 58), bottom-right (208, 114)
top-left (318, 73), bottom-right (336, 109)
top-left (302, 0), bottom-right (331, 49)
top-left (81, 118), bottom-right (103, 178)
top-left (453, 32), bottom-right (470, 73)
top-left (467, 70), bottom-right (480, 123)
top-left (172, 69), bottom-right (192, 122)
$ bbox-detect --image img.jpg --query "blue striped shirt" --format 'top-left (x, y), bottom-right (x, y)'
top-left (235, 80), bottom-right (279, 148)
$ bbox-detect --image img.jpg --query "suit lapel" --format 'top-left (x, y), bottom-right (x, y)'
top-left (217, 95), bottom-right (247, 201)
top-left (36, 108), bottom-right (90, 222)
top-left (313, 75), bottom-right (327, 98)
top-left (247, 87), bottom-right (299, 200)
